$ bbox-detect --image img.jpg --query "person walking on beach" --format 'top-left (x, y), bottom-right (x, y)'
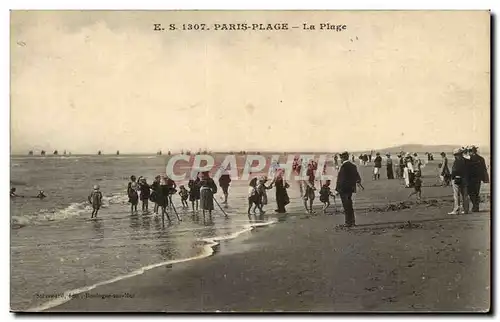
top-left (271, 169), bottom-right (290, 213)
top-left (408, 171), bottom-right (423, 202)
top-left (179, 185), bottom-right (189, 208)
top-left (386, 154), bottom-right (394, 179)
top-left (319, 180), bottom-right (335, 214)
top-left (373, 152), bottom-right (382, 180)
top-left (257, 176), bottom-right (272, 213)
top-left (466, 145), bottom-right (489, 212)
top-left (88, 185), bottom-right (103, 218)
top-left (218, 172), bottom-right (232, 205)
top-left (150, 175), bottom-right (161, 214)
top-left (303, 165), bottom-right (317, 214)
top-left (335, 152), bottom-right (361, 228)
top-left (449, 148), bottom-right (469, 215)
top-left (413, 153), bottom-right (422, 173)
top-left (439, 152), bottom-right (451, 186)
top-left (199, 171), bottom-right (218, 219)
top-left (188, 174), bottom-right (201, 213)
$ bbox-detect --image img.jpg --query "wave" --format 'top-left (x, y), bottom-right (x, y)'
top-left (27, 218), bottom-right (278, 312)
top-left (11, 193), bottom-right (130, 228)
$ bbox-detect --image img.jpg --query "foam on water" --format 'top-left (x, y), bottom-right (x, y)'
top-left (27, 218), bottom-right (278, 312)
top-left (11, 193), bottom-right (130, 228)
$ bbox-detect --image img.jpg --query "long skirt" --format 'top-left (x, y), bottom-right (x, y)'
top-left (387, 165), bottom-right (394, 179)
top-left (200, 187), bottom-right (214, 211)
top-left (403, 168), bottom-right (410, 187)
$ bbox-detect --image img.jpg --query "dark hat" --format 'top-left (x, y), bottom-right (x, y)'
top-left (340, 151), bottom-right (349, 159)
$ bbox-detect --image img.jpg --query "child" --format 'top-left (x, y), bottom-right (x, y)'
top-left (408, 171), bottom-right (423, 202)
top-left (139, 178), bottom-right (150, 213)
top-left (88, 185), bottom-right (103, 218)
top-left (248, 177), bottom-right (263, 216)
top-left (36, 190), bottom-right (47, 199)
top-left (257, 176), bottom-right (272, 213)
top-left (179, 185), bottom-right (189, 208)
top-left (128, 181), bottom-right (139, 214)
top-left (319, 180), bottom-right (336, 214)
top-left (303, 167), bottom-right (316, 214)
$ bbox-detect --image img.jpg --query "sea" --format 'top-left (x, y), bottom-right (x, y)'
top-left (10, 153), bottom-right (490, 311)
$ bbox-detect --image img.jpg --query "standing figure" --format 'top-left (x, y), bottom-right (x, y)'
top-left (88, 185), bottom-right (103, 218)
top-left (408, 171), bottom-right (423, 202)
top-left (139, 178), bottom-right (150, 213)
top-left (199, 171), bottom-right (218, 219)
top-left (440, 152), bottom-right (451, 186)
top-left (179, 185), bottom-right (189, 208)
top-left (449, 148), bottom-right (469, 215)
top-left (398, 154), bottom-right (405, 180)
top-left (257, 176), bottom-right (272, 213)
top-left (386, 153), bottom-right (394, 179)
top-left (319, 180), bottom-right (335, 214)
top-left (218, 173), bottom-right (232, 205)
top-left (150, 175), bottom-right (161, 214)
top-left (373, 152), bottom-right (382, 180)
top-left (188, 174), bottom-right (201, 213)
top-left (413, 153), bottom-right (422, 174)
top-left (271, 169), bottom-right (290, 213)
top-left (466, 146), bottom-right (489, 212)
top-left (247, 177), bottom-right (263, 215)
top-left (335, 152), bottom-right (361, 228)
top-left (127, 176), bottom-right (139, 214)
top-left (303, 165), bottom-right (316, 214)
top-left (157, 176), bottom-right (171, 222)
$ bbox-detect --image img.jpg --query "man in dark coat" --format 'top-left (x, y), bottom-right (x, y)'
top-left (466, 146), bottom-right (489, 212)
top-left (335, 151), bottom-right (362, 227)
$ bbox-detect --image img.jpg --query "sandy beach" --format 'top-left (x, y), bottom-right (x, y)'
top-left (48, 198), bottom-right (490, 312)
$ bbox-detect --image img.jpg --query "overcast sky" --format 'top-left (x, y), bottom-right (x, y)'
top-left (10, 11), bottom-right (490, 154)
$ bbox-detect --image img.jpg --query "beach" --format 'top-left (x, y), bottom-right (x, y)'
top-left (48, 200), bottom-right (490, 312)
top-left (10, 154), bottom-right (491, 312)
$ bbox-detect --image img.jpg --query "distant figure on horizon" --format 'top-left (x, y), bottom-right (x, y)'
top-left (335, 152), bottom-right (361, 228)
top-left (88, 185), bottom-right (103, 219)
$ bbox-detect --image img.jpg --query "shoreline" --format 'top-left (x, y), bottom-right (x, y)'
top-left (23, 218), bottom-right (278, 312)
top-left (43, 199), bottom-right (490, 312)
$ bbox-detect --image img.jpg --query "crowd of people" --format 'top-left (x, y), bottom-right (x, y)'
top-left (83, 145), bottom-right (490, 227)
top-left (12, 147), bottom-right (487, 228)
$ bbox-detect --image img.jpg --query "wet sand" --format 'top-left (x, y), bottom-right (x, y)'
top-left (48, 199), bottom-right (490, 312)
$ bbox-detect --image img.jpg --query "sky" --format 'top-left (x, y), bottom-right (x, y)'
top-left (10, 11), bottom-right (490, 154)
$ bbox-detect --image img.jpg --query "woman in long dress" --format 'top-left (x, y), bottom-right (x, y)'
top-left (386, 154), bottom-right (394, 179)
top-left (199, 171), bottom-right (218, 218)
top-left (271, 169), bottom-right (289, 213)
top-left (157, 177), bottom-right (171, 222)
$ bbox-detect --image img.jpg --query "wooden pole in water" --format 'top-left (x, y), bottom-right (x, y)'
top-left (213, 196), bottom-right (228, 218)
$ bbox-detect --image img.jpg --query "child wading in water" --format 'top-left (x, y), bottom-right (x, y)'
top-left (128, 180), bottom-right (139, 214)
top-left (88, 185), bottom-right (103, 218)
top-left (179, 185), bottom-right (189, 208)
top-left (408, 171), bottom-right (423, 202)
top-left (257, 176), bottom-right (272, 214)
top-left (319, 180), bottom-right (336, 214)
top-left (248, 177), bottom-right (264, 216)
top-left (139, 178), bottom-right (150, 213)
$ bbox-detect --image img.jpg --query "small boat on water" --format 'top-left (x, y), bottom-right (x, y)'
top-left (28, 151), bottom-right (33, 156)
top-left (116, 150), bottom-right (120, 155)
top-left (53, 150), bottom-right (58, 155)
top-left (41, 150), bottom-right (46, 156)
top-left (98, 150), bottom-right (102, 155)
